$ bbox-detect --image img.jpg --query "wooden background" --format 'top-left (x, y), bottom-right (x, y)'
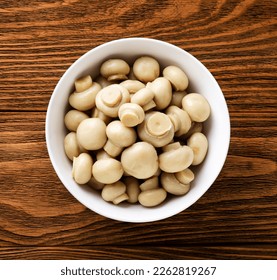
top-left (0, 0), bottom-right (276, 259)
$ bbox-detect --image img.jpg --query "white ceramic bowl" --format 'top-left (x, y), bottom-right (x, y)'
top-left (46, 38), bottom-right (230, 223)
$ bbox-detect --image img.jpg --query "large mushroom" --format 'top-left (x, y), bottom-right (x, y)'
top-left (121, 142), bottom-right (159, 179)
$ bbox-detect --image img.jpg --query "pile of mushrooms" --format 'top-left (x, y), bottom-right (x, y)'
top-left (64, 56), bottom-right (211, 207)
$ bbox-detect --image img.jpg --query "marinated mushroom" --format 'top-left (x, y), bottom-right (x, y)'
top-left (130, 88), bottom-right (156, 111)
top-left (182, 93), bottom-right (211, 122)
top-left (187, 132), bottom-right (208, 165)
top-left (160, 172), bottom-right (190, 195)
top-left (166, 105), bottom-right (191, 137)
top-left (137, 111), bottom-right (174, 147)
top-left (76, 118), bottom-right (107, 150)
top-left (87, 176), bottom-right (105, 191)
top-left (100, 59), bottom-right (130, 81)
top-left (101, 181), bottom-right (128, 204)
top-left (159, 142), bottom-right (194, 173)
top-left (120, 79), bottom-right (145, 94)
top-left (72, 153), bottom-right (93, 184)
top-left (146, 77), bottom-right (172, 110)
top-left (64, 110), bottom-right (89, 132)
top-left (74, 75), bottom-right (93, 93)
top-left (95, 84), bottom-right (130, 117)
top-left (133, 56), bottom-right (160, 83)
top-left (64, 132), bottom-right (86, 160)
top-left (138, 188), bottom-right (167, 207)
top-left (69, 82), bottom-right (101, 111)
top-left (104, 120), bottom-right (137, 157)
top-left (92, 158), bottom-right (124, 184)
top-left (139, 176), bottom-right (159, 191)
top-left (118, 103), bottom-right (145, 127)
top-left (121, 142), bottom-right (159, 179)
top-left (175, 168), bottom-right (195, 185)
top-left (182, 121), bottom-right (203, 139)
top-left (163, 65), bottom-right (189, 91)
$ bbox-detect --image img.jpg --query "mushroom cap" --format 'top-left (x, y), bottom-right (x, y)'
top-left (182, 93), bottom-right (211, 122)
top-left (120, 79), bottom-right (145, 94)
top-left (76, 118), bottom-right (107, 150)
top-left (124, 177), bottom-right (140, 203)
top-left (74, 75), bottom-right (93, 93)
top-left (131, 88), bottom-right (155, 107)
top-left (161, 172), bottom-right (190, 195)
top-left (64, 110), bottom-right (89, 132)
top-left (69, 82), bottom-right (101, 111)
top-left (133, 56), bottom-right (160, 83)
top-left (166, 105), bottom-right (192, 137)
top-left (100, 59), bottom-right (130, 80)
top-left (95, 84), bottom-right (130, 117)
top-left (163, 65), bottom-right (189, 91)
top-left (137, 111), bottom-right (174, 147)
top-left (146, 77), bottom-right (172, 110)
top-left (159, 145), bottom-right (194, 173)
top-left (92, 158), bottom-right (124, 184)
top-left (72, 153), bottom-right (93, 184)
top-left (101, 181), bottom-right (126, 202)
top-left (138, 188), bottom-right (167, 207)
top-left (64, 132), bottom-right (86, 160)
top-left (121, 142), bottom-right (159, 179)
top-left (106, 120), bottom-right (137, 147)
top-left (187, 132), bottom-right (208, 165)
top-left (118, 103), bottom-right (145, 127)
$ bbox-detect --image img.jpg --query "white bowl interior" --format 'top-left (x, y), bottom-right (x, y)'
top-left (46, 38), bottom-right (230, 223)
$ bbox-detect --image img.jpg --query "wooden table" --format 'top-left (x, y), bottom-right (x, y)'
top-left (0, 0), bottom-right (276, 260)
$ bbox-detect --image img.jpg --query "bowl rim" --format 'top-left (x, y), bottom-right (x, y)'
top-left (45, 37), bottom-right (231, 223)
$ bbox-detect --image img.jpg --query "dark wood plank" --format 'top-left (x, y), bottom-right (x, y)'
top-left (0, 245), bottom-right (276, 260)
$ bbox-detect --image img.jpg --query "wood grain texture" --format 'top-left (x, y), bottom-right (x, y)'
top-left (0, 0), bottom-right (276, 259)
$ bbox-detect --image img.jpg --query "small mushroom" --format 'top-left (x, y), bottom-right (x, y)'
top-left (76, 118), bottom-right (107, 150)
top-left (74, 75), bottom-right (93, 93)
top-left (101, 181), bottom-right (128, 204)
top-left (182, 93), bottom-right (211, 122)
top-left (64, 110), bottom-right (89, 132)
top-left (131, 88), bottom-right (156, 111)
top-left (120, 79), bottom-right (145, 94)
top-left (166, 105), bottom-right (192, 137)
top-left (69, 82), bottom-right (101, 111)
top-left (137, 111), bottom-right (174, 147)
top-left (132, 56), bottom-right (160, 83)
top-left (139, 176), bottom-right (159, 191)
top-left (104, 120), bottom-right (137, 157)
top-left (170, 91), bottom-right (187, 108)
top-left (95, 84), bottom-right (130, 117)
top-left (146, 77), bottom-right (172, 110)
top-left (118, 103), bottom-right (145, 127)
top-left (159, 142), bottom-right (194, 173)
top-left (160, 172), bottom-right (190, 195)
top-left (121, 142), bottom-right (159, 179)
top-left (138, 188), bottom-right (167, 207)
top-left (187, 132), bottom-right (208, 165)
top-left (124, 177), bottom-right (140, 203)
top-left (64, 132), bottom-right (86, 160)
top-left (72, 153), bottom-right (93, 184)
top-left (175, 168), bottom-right (195, 185)
top-left (92, 158), bottom-right (124, 184)
top-left (163, 65), bottom-right (189, 91)
top-left (100, 59), bottom-right (130, 81)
